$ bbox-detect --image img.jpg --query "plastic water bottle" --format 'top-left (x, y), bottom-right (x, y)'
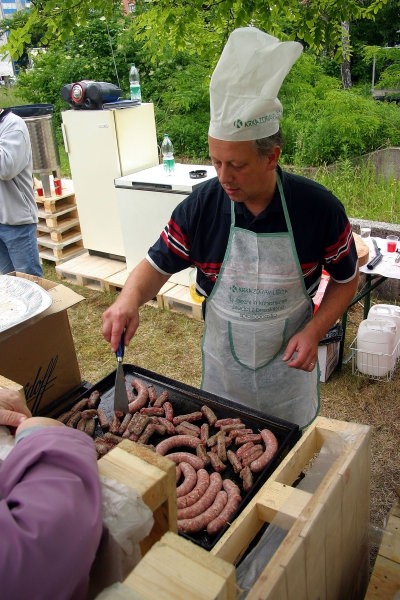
top-left (129, 64), bottom-right (141, 103)
top-left (161, 134), bottom-right (175, 175)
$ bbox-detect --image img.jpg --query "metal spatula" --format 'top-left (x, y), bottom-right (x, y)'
top-left (113, 332), bottom-right (129, 413)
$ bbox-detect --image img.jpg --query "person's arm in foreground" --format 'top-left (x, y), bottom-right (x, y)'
top-left (283, 272), bottom-right (359, 371)
top-left (0, 393), bottom-right (103, 600)
top-left (102, 258), bottom-right (170, 352)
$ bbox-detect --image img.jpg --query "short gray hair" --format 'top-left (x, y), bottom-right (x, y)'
top-left (253, 130), bottom-right (283, 156)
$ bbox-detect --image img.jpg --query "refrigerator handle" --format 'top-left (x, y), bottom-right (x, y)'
top-left (61, 123), bottom-right (70, 154)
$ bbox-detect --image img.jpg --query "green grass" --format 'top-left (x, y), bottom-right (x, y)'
top-left (304, 161), bottom-right (400, 223)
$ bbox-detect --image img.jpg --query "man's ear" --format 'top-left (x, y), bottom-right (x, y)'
top-left (266, 145), bottom-right (281, 170)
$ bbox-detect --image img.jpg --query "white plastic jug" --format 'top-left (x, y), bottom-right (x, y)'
top-left (368, 304), bottom-right (400, 358)
top-left (356, 318), bottom-right (398, 377)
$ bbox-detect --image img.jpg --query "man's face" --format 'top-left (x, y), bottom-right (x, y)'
top-left (208, 136), bottom-right (279, 213)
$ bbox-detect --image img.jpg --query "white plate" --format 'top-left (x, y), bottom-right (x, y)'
top-left (0, 275), bottom-right (53, 333)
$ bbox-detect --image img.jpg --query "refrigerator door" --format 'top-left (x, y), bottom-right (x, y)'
top-left (61, 105), bottom-right (158, 258)
top-left (115, 163), bottom-right (216, 193)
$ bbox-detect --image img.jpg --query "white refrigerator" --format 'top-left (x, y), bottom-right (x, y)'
top-left (114, 163), bottom-right (217, 284)
top-left (61, 104), bottom-right (159, 258)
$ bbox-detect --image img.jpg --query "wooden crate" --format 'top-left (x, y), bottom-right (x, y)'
top-left (126, 417), bottom-right (371, 600)
top-left (162, 284), bottom-right (204, 321)
top-left (37, 231), bottom-right (84, 264)
top-left (97, 439), bottom-right (177, 555)
top-left (365, 501), bottom-right (400, 599)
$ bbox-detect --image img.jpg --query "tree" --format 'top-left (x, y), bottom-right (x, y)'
top-left (2, 0), bottom-right (393, 69)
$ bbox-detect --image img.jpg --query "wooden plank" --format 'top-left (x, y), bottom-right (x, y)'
top-left (125, 532), bottom-right (236, 600)
top-left (365, 554), bottom-right (400, 599)
top-left (365, 501), bottom-right (400, 599)
top-left (103, 267), bottom-right (130, 292)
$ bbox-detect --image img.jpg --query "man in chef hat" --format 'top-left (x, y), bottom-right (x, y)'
top-left (102, 27), bottom-right (359, 429)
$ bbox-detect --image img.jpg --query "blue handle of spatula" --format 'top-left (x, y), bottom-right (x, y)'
top-left (116, 333), bottom-right (125, 360)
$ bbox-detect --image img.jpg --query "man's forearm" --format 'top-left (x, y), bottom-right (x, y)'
top-left (120, 258), bottom-right (170, 308)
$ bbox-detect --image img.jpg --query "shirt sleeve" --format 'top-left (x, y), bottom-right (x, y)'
top-left (0, 426), bottom-right (103, 600)
top-left (0, 120), bottom-right (31, 180)
top-left (321, 200), bottom-right (358, 283)
top-left (147, 193), bottom-right (194, 275)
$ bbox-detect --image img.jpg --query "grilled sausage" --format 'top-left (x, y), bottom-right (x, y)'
top-left (163, 401), bottom-right (174, 422)
top-left (147, 384), bottom-right (157, 405)
top-left (71, 398), bottom-right (89, 413)
top-left (118, 412), bottom-right (133, 435)
top-left (128, 378), bottom-right (149, 413)
top-left (173, 412), bottom-right (203, 426)
top-left (97, 408), bottom-right (110, 431)
top-left (177, 472), bottom-right (223, 519)
top-left (206, 479), bottom-right (242, 535)
top-left (87, 390), bottom-right (101, 408)
top-left (235, 433), bottom-right (262, 445)
top-left (249, 428), bottom-right (279, 473)
top-left (200, 405), bottom-right (218, 426)
top-left (154, 390), bottom-right (169, 407)
top-left (176, 462), bottom-right (198, 498)
top-left (155, 434), bottom-right (201, 455)
top-left (177, 469), bottom-right (210, 509)
top-left (227, 449), bottom-right (242, 474)
top-left (178, 490), bottom-right (228, 533)
top-left (162, 452), bottom-right (204, 470)
top-left (66, 411), bottom-right (83, 428)
top-left (239, 465), bottom-right (254, 491)
top-left (214, 418), bottom-right (242, 428)
top-left (207, 451), bottom-right (226, 473)
top-left (140, 407), bottom-right (165, 416)
top-left (200, 423), bottom-right (209, 445)
top-left (196, 443), bottom-right (210, 466)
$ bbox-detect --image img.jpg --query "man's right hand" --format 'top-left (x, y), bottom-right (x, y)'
top-left (101, 259), bottom-right (170, 352)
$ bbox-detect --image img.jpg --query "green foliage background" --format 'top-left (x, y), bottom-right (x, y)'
top-left (0, 4), bottom-right (399, 223)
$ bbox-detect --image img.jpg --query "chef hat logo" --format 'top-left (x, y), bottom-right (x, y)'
top-left (209, 27), bottom-right (303, 141)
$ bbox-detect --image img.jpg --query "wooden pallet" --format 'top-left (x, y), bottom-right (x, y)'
top-left (37, 206), bottom-right (80, 230)
top-left (123, 417), bottom-right (371, 600)
top-left (162, 283), bottom-right (204, 321)
top-left (55, 251), bottom-right (126, 291)
top-left (37, 229), bottom-right (84, 264)
top-left (36, 192), bottom-right (77, 215)
top-left (37, 224), bottom-right (82, 244)
top-left (365, 501), bottom-right (400, 599)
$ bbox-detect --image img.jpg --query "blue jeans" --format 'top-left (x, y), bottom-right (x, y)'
top-left (0, 223), bottom-right (43, 276)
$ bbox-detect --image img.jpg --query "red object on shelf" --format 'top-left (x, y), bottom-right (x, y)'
top-left (54, 178), bottom-right (62, 195)
top-left (313, 270), bottom-right (330, 314)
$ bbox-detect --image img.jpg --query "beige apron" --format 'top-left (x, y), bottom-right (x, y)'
top-left (201, 175), bottom-right (319, 428)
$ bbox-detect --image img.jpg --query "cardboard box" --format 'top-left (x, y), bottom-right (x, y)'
top-left (0, 272), bottom-right (84, 414)
top-left (318, 340), bottom-right (340, 382)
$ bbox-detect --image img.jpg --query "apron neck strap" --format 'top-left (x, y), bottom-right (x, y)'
top-left (230, 171), bottom-right (294, 235)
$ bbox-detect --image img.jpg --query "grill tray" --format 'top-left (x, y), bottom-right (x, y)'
top-left (49, 364), bottom-right (300, 551)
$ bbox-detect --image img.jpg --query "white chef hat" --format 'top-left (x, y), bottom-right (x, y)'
top-left (209, 27), bottom-right (303, 141)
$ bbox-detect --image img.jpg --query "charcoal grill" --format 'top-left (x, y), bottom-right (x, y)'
top-left (46, 364), bottom-right (300, 551)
